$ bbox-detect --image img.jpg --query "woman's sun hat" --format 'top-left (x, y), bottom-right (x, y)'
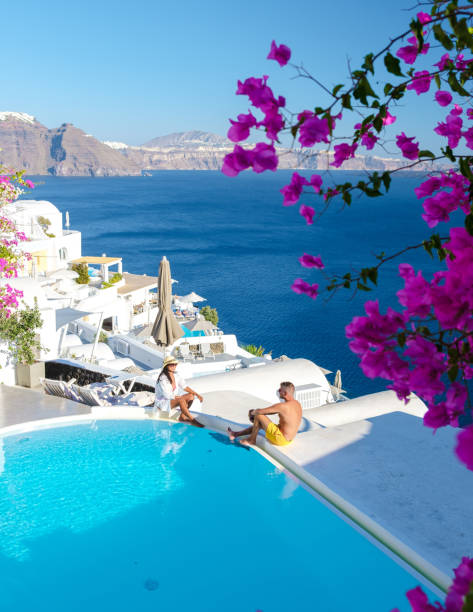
top-left (162, 356), bottom-right (179, 368)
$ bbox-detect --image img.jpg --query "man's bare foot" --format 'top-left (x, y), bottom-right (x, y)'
top-left (239, 437), bottom-right (254, 446)
top-left (178, 414), bottom-right (190, 422)
top-left (190, 418), bottom-right (205, 428)
top-left (227, 427), bottom-right (236, 442)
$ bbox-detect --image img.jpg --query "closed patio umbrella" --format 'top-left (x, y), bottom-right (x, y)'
top-left (151, 256), bottom-right (184, 346)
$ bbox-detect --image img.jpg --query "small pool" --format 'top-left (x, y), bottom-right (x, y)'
top-left (0, 420), bottom-right (439, 611)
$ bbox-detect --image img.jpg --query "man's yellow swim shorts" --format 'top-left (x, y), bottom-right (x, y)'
top-left (265, 422), bottom-right (292, 446)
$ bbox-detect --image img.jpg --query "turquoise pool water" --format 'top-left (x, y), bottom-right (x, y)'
top-left (0, 420), bottom-right (439, 611)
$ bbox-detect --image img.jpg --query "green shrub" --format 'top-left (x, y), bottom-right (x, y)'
top-left (99, 331), bottom-right (108, 344)
top-left (0, 304), bottom-right (43, 365)
top-left (200, 305), bottom-right (218, 326)
top-left (102, 272), bottom-right (122, 289)
top-left (242, 344), bottom-right (267, 357)
top-left (72, 263), bottom-right (89, 284)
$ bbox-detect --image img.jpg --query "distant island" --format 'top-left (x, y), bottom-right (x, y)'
top-left (0, 111), bottom-right (446, 177)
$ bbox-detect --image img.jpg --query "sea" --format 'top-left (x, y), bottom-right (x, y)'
top-left (26, 170), bottom-right (445, 399)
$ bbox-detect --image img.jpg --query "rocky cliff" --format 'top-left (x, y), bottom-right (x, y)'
top-left (0, 114), bottom-right (445, 175)
top-left (0, 112), bottom-right (141, 176)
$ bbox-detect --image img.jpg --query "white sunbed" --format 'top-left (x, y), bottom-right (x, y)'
top-left (40, 377), bottom-right (78, 402)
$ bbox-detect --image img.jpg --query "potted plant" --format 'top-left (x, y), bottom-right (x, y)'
top-left (0, 303), bottom-right (44, 387)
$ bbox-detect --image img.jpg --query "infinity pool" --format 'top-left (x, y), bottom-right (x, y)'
top-left (0, 420), bottom-right (439, 611)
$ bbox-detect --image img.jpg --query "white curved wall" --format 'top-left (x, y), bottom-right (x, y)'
top-left (189, 358), bottom-right (331, 404)
top-left (303, 390), bottom-right (427, 427)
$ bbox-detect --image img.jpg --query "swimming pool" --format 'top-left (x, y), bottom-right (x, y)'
top-left (0, 420), bottom-right (440, 611)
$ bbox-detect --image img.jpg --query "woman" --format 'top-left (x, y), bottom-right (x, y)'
top-left (154, 356), bottom-right (204, 427)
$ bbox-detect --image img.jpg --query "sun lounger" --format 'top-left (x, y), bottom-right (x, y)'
top-left (40, 377), bottom-right (78, 401)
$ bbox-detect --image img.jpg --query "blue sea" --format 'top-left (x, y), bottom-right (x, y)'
top-left (27, 170), bottom-right (441, 398)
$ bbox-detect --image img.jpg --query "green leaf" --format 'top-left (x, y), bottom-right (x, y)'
top-left (353, 75), bottom-right (379, 105)
top-left (434, 74), bottom-right (441, 89)
top-left (372, 114), bottom-right (383, 132)
top-left (332, 83), bottom-right (344, 96)
top-left (418, 149), bottom-right (435, 159)
top-left (381, 172), bottom-right (391, 191)
top-left (442, 146), bottom-right (456, 162)
top-left (433, 24), bottom-right (454, 50)
top-left (384, 52), bottom-right (404, 77)
top-left (367, 267), bottom-right (378, 285)
top-left (384, 83), bottom-right (393, 96)
top-left (459, 157), bottom-right (473, 181)
top-left (362, 52), bottom-right (375, 74)
top-left (465, 214), bottom-right (473, 236)
top-left (356, 282), bottom-right (371, 292)
top-left (342, 94), bottom-right (352, 110)
top-left (291, 125), bottom-right (299, 138)
top-left (397, 332), bottom-right (406, 348)
top-left (448, 365), bottom-right (459, 383)
top-left (448, 72), bottom-right (469, 96)
top-left (342, 191), bottom-right (352, 205)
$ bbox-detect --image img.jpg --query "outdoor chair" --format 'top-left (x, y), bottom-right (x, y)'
top-left (200, 344), bottom-right (215, 360)
top-left (179, 343), bottom-right (194, 361)
top-left (71, 382), bottom-right (154, 408)
top-left (40, 377), bottom-right (78, 402)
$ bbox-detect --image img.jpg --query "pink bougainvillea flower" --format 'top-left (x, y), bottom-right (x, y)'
top-left (251, 142), bottom-right (278, 173)
top-left (467, 108), bottom-right (473, 119)
top-left (299, 204), bottom-right (315, 225)
top-left (382, 110), bottom-right (397, 125)
top-left (396, 36), bottom-right (429, 65)
top-left (397, 264), bottom-right (431, 317)
top-left (299, 253), bottom-right (324, 269)
top-left (236, 76), bottom-right (275, 112)
top-left (221, 145), bottom-right (254, 177)
top-left (299, 115), bottom-right (330, 147)
top-left (434, 109), bottom-right (463, 148)
top-left (406, 71), bottom-right (432, 95)
top-left (354, 123), bottom-right (377, 150)
top-left (456, 426), bottom-right (473, 470)
top-left (227, 112), bottom-right (257, 142)
top-left (455, 53), bottom-right (473, 71)
top-left (417, 11), bottom-right (432, 24)
top-left (280, 172), bottom-right (309, 206)
top-left (291, 278), bottom-right (319, 299)
top-left (396, 132), bottom-right (419, 160)
top-left (435, 53), bottom-right (452, 71)
top-left (25, 179), bottom-right (34, 189)
top-left (309, 174), bottom-right (323, 193)
top-left (396, 45), bottom-right (419, 65)
top-left (267, 40), bottom-right (291, 67)
top-left (435, 91), bottom-right (453, 107)
top-left (260, 108), bottom-right (285, 141)
top-left (331, 142), bottom-right (358, 167)
top-left (462, 126), bottom-right (473, 149)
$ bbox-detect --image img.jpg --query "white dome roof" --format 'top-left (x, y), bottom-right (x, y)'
top-left (14, 199), bottom-right (61, 217)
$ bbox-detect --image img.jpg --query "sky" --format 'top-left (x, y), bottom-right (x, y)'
top-left (2, 0), bottom-right (450, 151)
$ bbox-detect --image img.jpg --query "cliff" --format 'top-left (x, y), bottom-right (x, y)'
top-left (0, 114), bottom-right (446, 175)
top-left (0, 112), bottom-right (141, 176)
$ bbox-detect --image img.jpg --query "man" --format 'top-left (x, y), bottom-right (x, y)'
top-left (227, 381), bottom-right (302, 446)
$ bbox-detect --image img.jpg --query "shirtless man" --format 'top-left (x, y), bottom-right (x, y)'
top-left (227, 381), bottom-right (302, 447)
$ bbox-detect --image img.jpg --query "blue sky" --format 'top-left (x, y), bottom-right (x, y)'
top-left (3, 0), bottom-right (449, 150)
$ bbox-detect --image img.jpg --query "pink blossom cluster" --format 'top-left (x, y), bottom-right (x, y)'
top-left (0, 284), bottom-right (23, 318)
top-left (396, 132), bottom-right (420, 160)
top-left (392, 556), bottom-right (473, 612)
top-left (414, 171), bottom-right (469, 228)
top-left (396, 34), bottom-right (430, 65)
top-left (346, 223), bottom-right (473, 467)
top-left (354, 122), bottom-right (378, 150)
top-left (221, 143), bottom-right (278, 177)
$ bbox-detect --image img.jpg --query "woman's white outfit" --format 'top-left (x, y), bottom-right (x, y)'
top-left (154, 373), bottom-right (187, 412)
